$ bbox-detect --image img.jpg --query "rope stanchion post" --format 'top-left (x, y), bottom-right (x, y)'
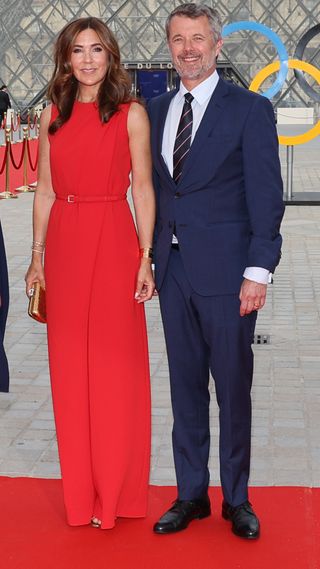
top-left (27, 109), bottom-right (30, 138)
top-left (10, 110), bottom-right (21, 139)
top-left (34, 113), bottom-right (39, 137)
top-left (16, 127), bottom-right (34, 193)
top-left (0, 128), bottom-right (18, 199)
top-left (26, 130), bottom-right (38, 191)
top-left (286, 145), bottom-right (294, 201)
top-left (18, 111), bottom-right (22, 140)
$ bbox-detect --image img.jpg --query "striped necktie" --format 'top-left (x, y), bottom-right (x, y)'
top-left (173, 92), bottom-right (194, 184)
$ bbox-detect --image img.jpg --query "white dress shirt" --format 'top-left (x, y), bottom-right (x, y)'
top-left (161, 70), bottom-right (270, 285)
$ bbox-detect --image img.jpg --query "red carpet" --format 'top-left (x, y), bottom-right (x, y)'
top-left (1, 478), bottom-right (320, 569)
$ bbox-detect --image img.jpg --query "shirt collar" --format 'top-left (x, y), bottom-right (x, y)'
top-left (177, 70), bottom-right (220, 105)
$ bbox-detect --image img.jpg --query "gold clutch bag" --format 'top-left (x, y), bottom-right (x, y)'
top-left (28, 282), bottom-right (47, 324)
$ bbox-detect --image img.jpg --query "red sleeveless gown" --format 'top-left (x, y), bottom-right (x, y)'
top-left (45, 102), bottom-right (151, 529)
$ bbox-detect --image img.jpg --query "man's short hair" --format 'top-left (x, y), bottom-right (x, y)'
top-left (165, 3), bottom-right (222, 43)
top-left (0, 85), bottom-right (7, 90)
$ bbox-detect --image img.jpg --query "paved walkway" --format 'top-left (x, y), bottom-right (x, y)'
top-left (0, 137), bottom-right (320, 488)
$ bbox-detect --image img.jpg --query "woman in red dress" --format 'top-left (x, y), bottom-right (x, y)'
top-left (25, 17), bottom-right (155, 529)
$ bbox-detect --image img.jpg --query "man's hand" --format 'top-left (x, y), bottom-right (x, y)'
top-left (239, 278), bottom-right (267, 317)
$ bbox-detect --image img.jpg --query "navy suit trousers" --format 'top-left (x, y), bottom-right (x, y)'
top-left (159, 248), bottom-right (257, 507)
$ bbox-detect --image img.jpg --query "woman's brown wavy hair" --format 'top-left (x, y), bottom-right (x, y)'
top-left (48, 17), bottom-right (132, 134)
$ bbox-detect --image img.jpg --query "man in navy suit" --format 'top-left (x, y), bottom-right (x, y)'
top-left (148, 3), bottom-right (284, 539)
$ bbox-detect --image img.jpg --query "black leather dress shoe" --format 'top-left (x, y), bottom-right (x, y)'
top-left (222, 500), bottom-right (260, 539)
top-left (153, 496), bottom-right (211, 534)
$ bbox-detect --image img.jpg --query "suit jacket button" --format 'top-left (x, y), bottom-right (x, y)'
top-left (175, 192), bottom-right (181, 198)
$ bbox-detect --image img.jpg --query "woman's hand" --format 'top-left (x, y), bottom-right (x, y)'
top-left (25, 258), bottom-right (45, 297)
top-left (135, 260), bottom-right (155, 303)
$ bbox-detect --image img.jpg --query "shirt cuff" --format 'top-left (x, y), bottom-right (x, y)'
top-left (243, 267), bottom-right (271, 284)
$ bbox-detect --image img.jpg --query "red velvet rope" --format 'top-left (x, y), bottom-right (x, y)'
top-left (0, 141), bottom-right (9, 175)
top-left (26, 139), bottom-right (38, 171)
top-left (9, 138), bottom-right (26, 170)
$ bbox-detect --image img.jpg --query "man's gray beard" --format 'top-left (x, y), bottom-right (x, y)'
top-left (175, 59), bottom-right (216, 81)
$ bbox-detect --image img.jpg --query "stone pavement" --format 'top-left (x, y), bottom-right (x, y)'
top-left (0, 137), bottom-right (320, 488)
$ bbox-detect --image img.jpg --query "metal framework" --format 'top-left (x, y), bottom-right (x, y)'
top-left (0, 0), bottom-right (319, 109)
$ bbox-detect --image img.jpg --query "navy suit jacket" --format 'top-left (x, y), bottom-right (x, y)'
top-left (148, 78), bottom-right (285, 296)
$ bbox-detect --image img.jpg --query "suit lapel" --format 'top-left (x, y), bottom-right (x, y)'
top-left (178, 79), bottom-right (230, 187)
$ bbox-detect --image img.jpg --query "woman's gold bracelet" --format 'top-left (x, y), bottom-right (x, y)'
top-left (31, 241), bottom-right (45, 253)
top-left (140, 247), bottom-right (153, 259)
top-left (31, 240), bottom-right (45, 252)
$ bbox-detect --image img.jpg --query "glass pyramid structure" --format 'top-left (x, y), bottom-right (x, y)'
top-left (0, 0), bottom-right (319, 109)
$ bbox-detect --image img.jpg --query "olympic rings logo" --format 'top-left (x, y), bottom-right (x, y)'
top-left (222, 22), bottom-right (320, 145)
